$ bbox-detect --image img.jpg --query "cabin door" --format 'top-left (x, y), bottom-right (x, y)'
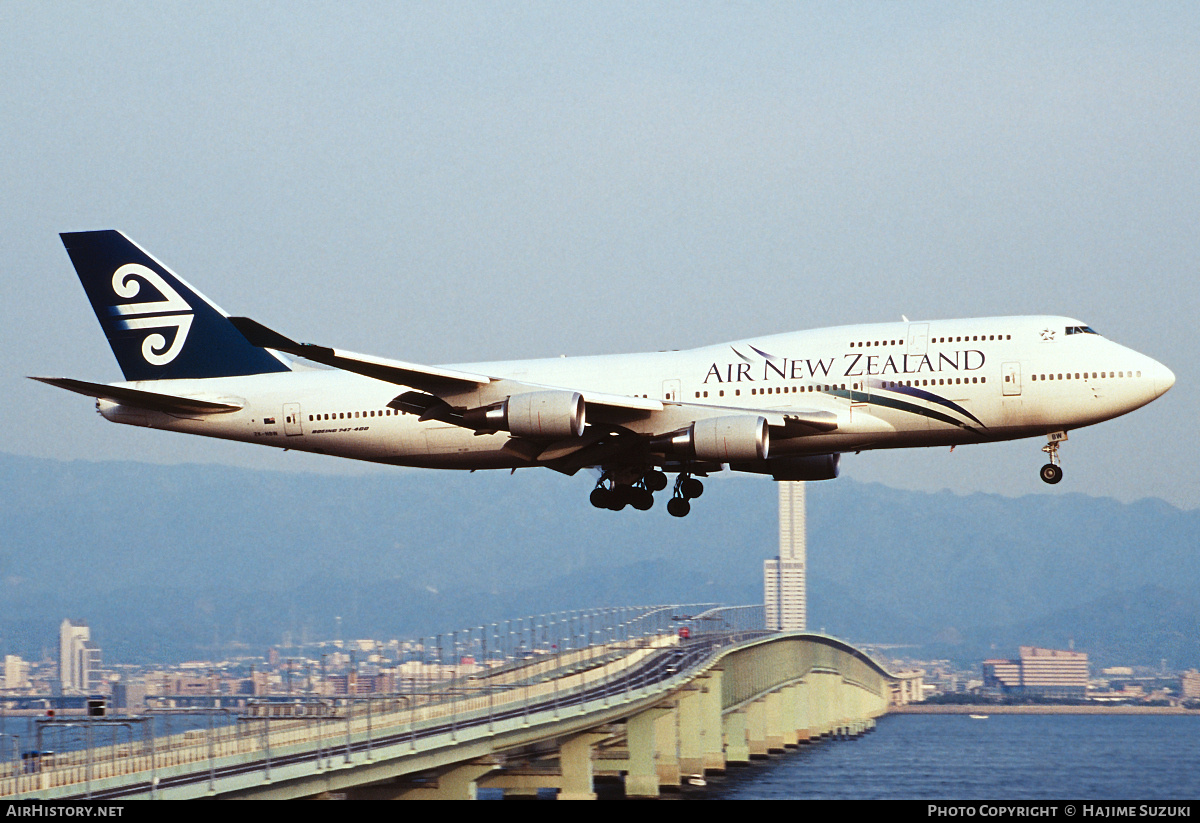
top-left (1002, 362), bottom-right (1022, 396)
top-left (283, 403), bottom-right (303, 435)
top-left (906, 323), bottom-right (929, 357)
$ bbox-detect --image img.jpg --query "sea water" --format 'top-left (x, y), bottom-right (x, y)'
top-left (693, 713), bottom-right (1200, 800)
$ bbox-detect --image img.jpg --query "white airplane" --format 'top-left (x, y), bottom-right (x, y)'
top-left (35, 230), bottom-right (1175, 516)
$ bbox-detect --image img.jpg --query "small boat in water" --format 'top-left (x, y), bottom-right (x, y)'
top-left (969, 714), bottom-right (989, 719)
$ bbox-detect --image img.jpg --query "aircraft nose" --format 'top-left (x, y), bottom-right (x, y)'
top-left (1150, 359), bottom-right (1175, 398)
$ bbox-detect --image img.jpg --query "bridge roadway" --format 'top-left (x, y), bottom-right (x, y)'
top-left (2, 628), bottom-right (895, 800)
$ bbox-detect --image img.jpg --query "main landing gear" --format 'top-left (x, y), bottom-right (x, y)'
top-left (1039, 433), bottom-right (1066, 485)
top-left (666, 474), bottom-right (704, 518)
top-left (590, 470), bottom-right (668, 512)
top-left (590, 469), bottom-right (703, 516)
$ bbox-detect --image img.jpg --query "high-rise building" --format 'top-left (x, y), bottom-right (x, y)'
top-left (1181, 670), bottom-right (1200, 700)
top-left (4, 654), bottom-right (29, 691)
top-left (983, 646), bottom-right (1089, 698)
top-left (764, 481), bottom-right (806, 631)
top-left (59, 619), bottom-right (101, 694)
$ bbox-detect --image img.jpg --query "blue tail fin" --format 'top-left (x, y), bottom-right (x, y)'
top-left (61, 230), bottom-right (293, 381)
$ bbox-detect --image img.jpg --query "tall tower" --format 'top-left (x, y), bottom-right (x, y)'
top-left (764, 481), bottom-right (806, 631)
top-left (59, 619), bottom-right (100, 694)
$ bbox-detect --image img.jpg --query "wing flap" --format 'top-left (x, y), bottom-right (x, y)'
top-left (30, 377), bottom-right (244, 415)
top-left (578, 391), bottom-right (663, 414)
top-left (771, 410), bottom-right (839, 436)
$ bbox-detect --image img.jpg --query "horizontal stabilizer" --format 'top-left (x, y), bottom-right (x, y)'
top-left (29, 377), bottom-right (243, 415)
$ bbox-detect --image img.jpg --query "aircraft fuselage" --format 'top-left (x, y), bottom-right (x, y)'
top-left (97, 315), bottom-right (1173, 471)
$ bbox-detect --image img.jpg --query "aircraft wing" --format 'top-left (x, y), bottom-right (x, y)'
top-left (229, 316), bottom-right (666, 418)
top-left (30, 377), bottom-right (243, 414)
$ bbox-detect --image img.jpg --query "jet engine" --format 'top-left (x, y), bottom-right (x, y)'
top-left (653, 415), bottom-right (769, 462)
top-left (462, 390), bottom-right (586, 439)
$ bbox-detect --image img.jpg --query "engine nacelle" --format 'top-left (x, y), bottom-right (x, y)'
top-left (463, 390), bottom-right (586, 439)
top-left (655, 415), bottom-right (769, 462)
top-left (773, 453), bottom-right (839, 481)
top-left (729, 453), bottom-right (840, 481)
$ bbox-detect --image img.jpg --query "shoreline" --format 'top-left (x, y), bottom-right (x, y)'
top-left (891, 704), bottom-right (1200, 715)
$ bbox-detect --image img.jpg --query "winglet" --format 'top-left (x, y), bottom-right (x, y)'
top-left (231, 317), bottom-right (492, 392)
top-left (229, 316), bottom-right (304, 353)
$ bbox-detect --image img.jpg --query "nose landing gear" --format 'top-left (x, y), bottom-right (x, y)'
top-left (1039, 432), bottom-right (1067, 484)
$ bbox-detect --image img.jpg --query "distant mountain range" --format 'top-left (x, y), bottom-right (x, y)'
top-left (1, 453), bottom-right (1196, 669)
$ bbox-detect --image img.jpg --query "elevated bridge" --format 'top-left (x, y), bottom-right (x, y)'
top-left (1, 606), bottom-right (896, 800)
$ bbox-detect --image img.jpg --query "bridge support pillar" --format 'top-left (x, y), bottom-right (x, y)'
top-left (723, 708), bottom-right (750, 765)
top-left (558, 732), bottom-right (609, 800)
top-left (624, 706), bottom-right (673, 798)
top-left (654, 704), bottom-right (681, 789)
top-left (764, 689), bottom-right (787, 752)
top-left (794, 675), bottom-right (813, 742)
top-left (811, 672), bottom-right (837, 737)
top-left (678, 670), bottom-right (724, 776)
top-left (393, 762), bottom-right (497, 800)
top-left (745, 698), bottom-right (768, 758)
top-left (780, 683), bottom-right (801, 747)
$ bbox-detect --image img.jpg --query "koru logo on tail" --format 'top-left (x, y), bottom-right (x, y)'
top-left (110, 264), bottom-right (194, 365)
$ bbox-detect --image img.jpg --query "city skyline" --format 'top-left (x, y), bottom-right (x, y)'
top-left (4, 614), bottom-right (1194, 707)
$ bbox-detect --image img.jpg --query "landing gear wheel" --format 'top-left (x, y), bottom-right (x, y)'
top-left (644, 470), bottom-right (668, 492)
top-left (667, 497), bottom-right (691, 518)
top-left (680, 477), bottom-right (704, 500)
top-left (630, 487), bottom-right (654, 511)
top-left (1039, 463), bottom-right (1063, 485)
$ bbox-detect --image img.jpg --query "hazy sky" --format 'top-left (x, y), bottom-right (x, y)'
top-left (3, 2), bottom-right (1197, 507)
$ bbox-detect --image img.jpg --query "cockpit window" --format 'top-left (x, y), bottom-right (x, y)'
top-left (1066, 326), bottom-right (1099, 336)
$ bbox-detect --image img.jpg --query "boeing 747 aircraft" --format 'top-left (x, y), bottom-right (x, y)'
top-left (34, 231), bottom-right (1175, 516)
